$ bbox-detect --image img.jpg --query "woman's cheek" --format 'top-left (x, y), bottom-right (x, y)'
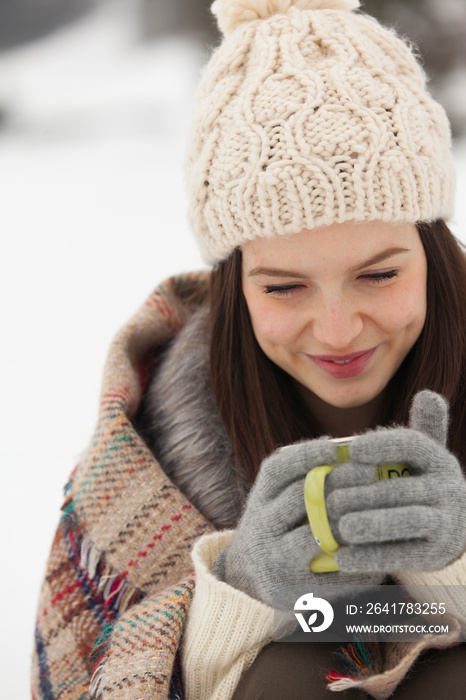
top-left (249, 299), bottom-right (302, 345)
top-left (372, 285), bottom-right (426, 335)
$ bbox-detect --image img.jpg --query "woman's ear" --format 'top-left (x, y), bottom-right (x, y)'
top-left (409, 390), bottom-right (449, 446)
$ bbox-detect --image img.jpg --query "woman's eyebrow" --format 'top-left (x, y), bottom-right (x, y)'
top-left (350, 246), bottom-right (411, 273)
top-left (247, 247), bottom-right (410, 279)
top-left (247, 266), bottom-right (309, 278)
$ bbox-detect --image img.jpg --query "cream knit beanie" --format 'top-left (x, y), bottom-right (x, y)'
top-left (186, 0), bottom-right (455, 265)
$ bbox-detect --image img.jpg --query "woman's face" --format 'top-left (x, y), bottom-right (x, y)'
top-left (241, 221), bottom-right (427, 411)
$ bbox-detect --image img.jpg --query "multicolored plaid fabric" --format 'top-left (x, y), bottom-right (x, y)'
top-left (32, 272), bottom-right (215, 700)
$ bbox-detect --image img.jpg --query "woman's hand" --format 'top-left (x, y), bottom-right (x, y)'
top-left (327, 391), bottom-right (466, 573)
top-left (213, 437), bottom-right (384, 607)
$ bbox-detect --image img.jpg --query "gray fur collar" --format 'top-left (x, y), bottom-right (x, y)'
top-left (140, 303), bottom-right (251, 529)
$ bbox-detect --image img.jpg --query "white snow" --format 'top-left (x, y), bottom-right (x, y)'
top-left (0, 2), bottom-right (464, 696)
top-left (0, 4), bottom-right (206, 695)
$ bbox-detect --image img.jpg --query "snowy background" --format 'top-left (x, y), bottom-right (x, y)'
top-left (0, 1), bottom-right (465, 696)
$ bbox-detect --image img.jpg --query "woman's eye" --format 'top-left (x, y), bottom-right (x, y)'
top-left (263, 284), bottom-right (301, 297)
top-left (361, 270), bottom-right (399, 284)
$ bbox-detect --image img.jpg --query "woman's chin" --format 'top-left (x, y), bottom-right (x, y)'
top-left (298, 380), bottom-right (386, 413)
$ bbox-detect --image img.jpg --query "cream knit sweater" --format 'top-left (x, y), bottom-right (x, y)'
top-left (182, 530), bottom-right (465, 699)
top-left (182, 531), bottom-right (274, 699)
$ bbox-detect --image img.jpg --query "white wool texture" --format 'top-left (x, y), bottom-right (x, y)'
top-left (212, 0), bottom-right (360, 35)
top-left (187, 4), bottom-right (455, 265)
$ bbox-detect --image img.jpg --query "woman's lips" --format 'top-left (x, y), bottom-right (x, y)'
top-left (307, 347), bottom-right (378, 378)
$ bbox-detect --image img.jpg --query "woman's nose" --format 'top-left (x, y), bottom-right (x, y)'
top-left (311, 296), bottom-right (364, 350)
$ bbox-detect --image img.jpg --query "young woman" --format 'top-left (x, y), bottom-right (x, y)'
top-left (32, 1), bottom-right (466, 699)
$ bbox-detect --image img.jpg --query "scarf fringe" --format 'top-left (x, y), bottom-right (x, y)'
top-left (79, 536), bottom-right (141, 615)
top-left (326, 674), bottom-right (396, 700)
top-left (326, 638), bottom-right (387, 698)
top-left (327, 675), bottom-right (367, 691)
top-left (327, 638), bottom-right (383, 680)
top-left (326, 625), bottom-right (462, 700)
top-left (89, 658), bottom-right (107, 699)
top-left (326, 670), bottom-right (396, 699)
top-left (88, 620), bottom-right (117, 699)
top-left (80, 534), bottom-right (143, 698)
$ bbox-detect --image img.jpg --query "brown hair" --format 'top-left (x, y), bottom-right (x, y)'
top-left (209, 220), bottom-right (466, 483)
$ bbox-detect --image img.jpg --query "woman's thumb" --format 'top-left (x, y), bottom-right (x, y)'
top-left (409, 390), bottom-right (449, 446)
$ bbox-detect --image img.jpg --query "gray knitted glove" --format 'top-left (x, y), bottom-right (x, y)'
top-left (213, 437), bottom-right (384, 606)
top-left (326, 390), bottom-right (466, 573)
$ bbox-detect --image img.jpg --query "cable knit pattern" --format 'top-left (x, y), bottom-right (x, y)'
top-left (187, 1), bottom-right (455, 264)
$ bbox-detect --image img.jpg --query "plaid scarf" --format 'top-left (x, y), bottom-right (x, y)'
top-left (32, 272), bottom-right (214, 700)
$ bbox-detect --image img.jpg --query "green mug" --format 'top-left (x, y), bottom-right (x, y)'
top-left (304, 437), bottom-right (410, 573)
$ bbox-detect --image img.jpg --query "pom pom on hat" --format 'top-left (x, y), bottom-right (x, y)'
top-left (212, 0), bottom-right (360, 35)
